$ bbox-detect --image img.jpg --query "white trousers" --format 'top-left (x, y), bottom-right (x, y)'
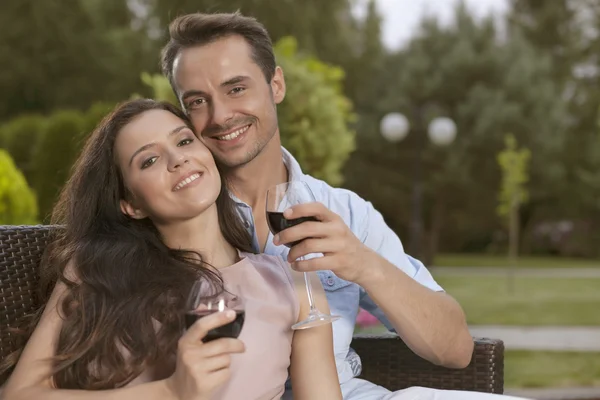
top-left (339, 378), bottom-right (531, 400)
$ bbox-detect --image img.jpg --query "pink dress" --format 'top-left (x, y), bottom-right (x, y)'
top-left (212, 252), bottom-right (299, 400)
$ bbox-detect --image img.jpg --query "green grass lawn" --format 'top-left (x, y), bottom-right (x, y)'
top-left (505, 351), bottom-right (600, 388)
top-left (435, 275), bottom-right (600, 326)
top-left (355, 274), bottom-right (600, 388)
top-left (434, 253), bottom-right (600, 268)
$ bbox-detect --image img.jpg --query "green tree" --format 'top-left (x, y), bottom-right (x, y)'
top-left (509, 0), bottom-right (600, 256)
top-left (275, 37), bottom-right (355, 185)
top-left (139, 72), bottom-right (179, 105)
top-left (497, 134), bottom-right (531, 262)
top-left (0, 149), bottom-right (38, 225)
top-left (344, 3), bottom-right (566, 259)
top-left (81, 102), bottom-right (117, 144)
top-left (345, 0), bottom-right (386, 114)
top-left (31, 110), bottom-right (85, 221)
top-left (0, 114), bottom-right (46, 182)
top-left (0, 0), bottom-right (155, 120)
top-left (508, 0), bottom-right (585, 86)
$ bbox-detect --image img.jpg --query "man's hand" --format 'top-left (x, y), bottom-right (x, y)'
top-left (273, 202), bottom-right (376, 283)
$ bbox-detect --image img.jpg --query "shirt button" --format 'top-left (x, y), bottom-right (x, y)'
top-left (326, 278), bottom-right (335, 286)
top-left (244, 220), bottom-right (250, 228)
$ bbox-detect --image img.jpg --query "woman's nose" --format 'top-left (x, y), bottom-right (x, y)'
top-left (168, 153), bottom-right (189, 171)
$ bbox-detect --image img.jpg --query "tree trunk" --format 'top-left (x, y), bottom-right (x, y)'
top-left (425, 197), bottom-right (445, 268)
top-left (507, 193), bottom-right (519, 292)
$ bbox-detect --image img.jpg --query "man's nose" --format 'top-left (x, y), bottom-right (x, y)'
top-left (210, 96), bottom-right (234, 126)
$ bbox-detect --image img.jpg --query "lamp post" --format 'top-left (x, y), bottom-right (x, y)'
top-left (380, 112), bottom-right (457, 258)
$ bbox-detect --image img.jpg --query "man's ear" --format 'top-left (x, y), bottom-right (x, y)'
top-left (120, 199), bottom-right (147, 220)
top-left (271, 66), bottom-right (286, 104)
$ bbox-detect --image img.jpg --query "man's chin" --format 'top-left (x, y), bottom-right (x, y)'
top-left (215, 152), bottom-right (255, 170)
top-left (212, 141), bottom-right (265, 171)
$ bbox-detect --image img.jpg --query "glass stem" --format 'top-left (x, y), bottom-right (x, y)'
top-left (303, 267), bottom-right (317, 313)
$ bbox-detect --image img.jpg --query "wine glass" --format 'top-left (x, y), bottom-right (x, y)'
top-left (185, 280), bottom-right (245, 342)
top-left (266, 181), bottom-right (341, 330)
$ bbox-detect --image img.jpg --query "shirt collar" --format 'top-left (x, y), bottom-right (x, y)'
top-left (229, 146), bottom-right (304, 205)
top-left (281, 146), bottom-right (305, 182)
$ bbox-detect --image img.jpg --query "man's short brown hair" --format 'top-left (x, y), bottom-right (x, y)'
top-left (161, 12), bottom-right (276, 94)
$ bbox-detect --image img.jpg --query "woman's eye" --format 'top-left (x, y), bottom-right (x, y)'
top-left (178, 138), bottom-right (193, 147)
top-left (141, 156), bottom-right (157, 169)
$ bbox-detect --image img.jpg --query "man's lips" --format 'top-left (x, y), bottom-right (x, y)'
top-left (208, 124), bottom-right (251, 142)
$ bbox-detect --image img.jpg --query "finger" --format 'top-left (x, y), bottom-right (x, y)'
top-left (291, 256), bottom-right (334, 273)
top-left (283, 202), bottom-right (336, 223)
top-left (287, 238), bottom-right (339, 262)
top-left (181, 310), bottom-right (236, 344)
top-left (200, 338), bottom-right (246, 358)
top-left (274, 221), bottom-right (327, 246)
top-left (208, 365), bottom-right (232, 388)
top-left (200, 354), bottom-right (233, 372)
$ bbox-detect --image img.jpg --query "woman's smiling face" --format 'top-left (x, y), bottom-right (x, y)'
top-left (114, 109), bottom-right (221, 224)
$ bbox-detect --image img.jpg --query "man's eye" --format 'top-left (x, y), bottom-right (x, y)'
top-left (230, 87), bottom-right (245, 95)
top-left (178, 138), bottom-right (193, 146)
top-left (141, 157), bottom-right (157, 169)
top-left (188, 98), bottom-right (206, 108)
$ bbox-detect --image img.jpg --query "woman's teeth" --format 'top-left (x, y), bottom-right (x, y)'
top-left (174, 173), bottom-right (201, 191)
top-left (217, 125), bottom-right (250, 141)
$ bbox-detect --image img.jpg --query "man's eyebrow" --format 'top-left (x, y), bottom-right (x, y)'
top-left (181, 89), bottom-right (209, 102)
top-left (221, 75), bottom-right (250, 87)
top-left (180, 76), bottom-right (251, 102)
top-left (128, 125), bottom-right (188, 166)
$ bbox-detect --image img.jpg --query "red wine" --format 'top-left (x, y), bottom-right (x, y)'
top-left (267, 212), bottom-right (318, 247)
top-left (185, 310), bottom-right (245, 342)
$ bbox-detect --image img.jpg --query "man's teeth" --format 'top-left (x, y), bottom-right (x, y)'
top-left (216, 125), bottom-right (250, 141)
top-left (174, 173), bottom-right (201, 191)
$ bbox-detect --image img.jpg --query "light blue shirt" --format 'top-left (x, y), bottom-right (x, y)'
top-left (232, 147), bottom-right (444, 384)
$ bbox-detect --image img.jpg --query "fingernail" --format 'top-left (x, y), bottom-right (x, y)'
top-left (273, 234), bottom-right (279, 244)
top-left (284, 208), bottom-right (292, 217)
top-left (226, 310), bottom-right (235, 318)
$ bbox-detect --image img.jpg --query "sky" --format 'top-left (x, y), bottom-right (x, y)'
top-left (353, 0), bottom-right (510, 49)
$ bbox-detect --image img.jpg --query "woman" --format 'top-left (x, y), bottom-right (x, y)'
top-left (1, 99), bottom-right (342, 400)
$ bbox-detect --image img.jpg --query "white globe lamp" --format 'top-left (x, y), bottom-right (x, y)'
top-left (428, 117), bottom-right (457, 146)
top-left (380, 112), bottom-right (410, 143)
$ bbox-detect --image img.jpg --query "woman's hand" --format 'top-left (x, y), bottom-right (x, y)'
top-left (165, 310), bottom-right (245, 400)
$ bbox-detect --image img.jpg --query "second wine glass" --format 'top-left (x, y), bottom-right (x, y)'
top-left (266, 181), bottom-right (340, 330)
top-left (185, 280), bottom-right (245, 342)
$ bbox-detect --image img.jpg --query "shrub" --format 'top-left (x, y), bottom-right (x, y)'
top-left (0, 149), bottom-right (38, 225)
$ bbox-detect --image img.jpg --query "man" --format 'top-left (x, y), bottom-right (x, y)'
top-left (160, 12), bottom-right (526, 400)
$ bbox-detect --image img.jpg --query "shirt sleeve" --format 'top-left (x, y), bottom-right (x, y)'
top-left (354, 198), bottom-right (444, 331)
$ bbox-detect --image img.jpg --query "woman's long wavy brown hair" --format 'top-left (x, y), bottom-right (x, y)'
top-left (0, 99), bottom-right (253, 389)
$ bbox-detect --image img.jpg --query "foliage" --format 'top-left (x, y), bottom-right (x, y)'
top-left (0, 149), bottom-right (37, 225)
top-left (5, 0), bottom-right (600, 256)
top-left (81, 102), bottom-right (117, 142)
top-left (0, 0), bottom-right (156, 120)
top-left (140, 72), bottom-right (178, 105)
top-left (0, 114), bottom-right (46, 182)
top-left (31, 110), bottom-right (85, 221)
top-left (275, 37), bottom-right (355, 185)
top-left (507, 0), bottom-right (600, 257)
top-left (497, 134), bottom-right (531, 218)
top-left (344, 3), bottom-right (567, 257)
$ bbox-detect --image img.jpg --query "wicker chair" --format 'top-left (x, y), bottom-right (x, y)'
top-left (0, 225), bottom-right (504, 392)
